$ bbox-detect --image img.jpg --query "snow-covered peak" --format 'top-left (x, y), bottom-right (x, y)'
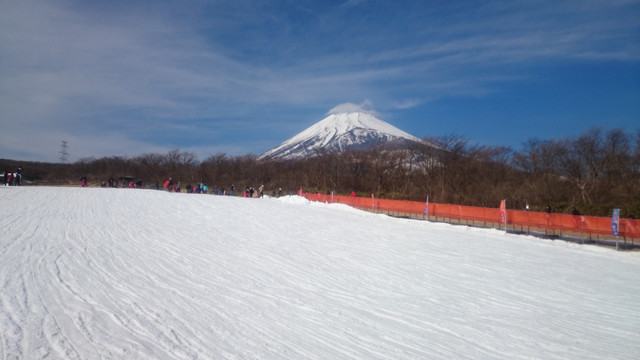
top-left (259, 112), bottom-right (422, 161)
top-left (295, 112), bottom-right (420, 144)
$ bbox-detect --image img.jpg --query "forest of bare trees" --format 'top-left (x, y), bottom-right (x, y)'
top-left (2, 127), bottom-right (638, 217)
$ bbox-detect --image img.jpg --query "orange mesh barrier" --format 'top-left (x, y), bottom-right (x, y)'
top-left (300, 193), bottom-right (640, 240)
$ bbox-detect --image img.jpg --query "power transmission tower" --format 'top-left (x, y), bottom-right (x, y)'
top-left (59, 140), bottom-right (69, 163)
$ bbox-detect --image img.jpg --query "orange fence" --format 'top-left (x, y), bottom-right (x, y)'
top-left (301, 193), bottom-right (640, 240)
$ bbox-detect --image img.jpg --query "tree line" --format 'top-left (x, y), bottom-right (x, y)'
top-left (2, 127), bottom-right (638, 217)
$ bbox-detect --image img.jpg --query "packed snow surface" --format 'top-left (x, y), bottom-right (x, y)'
top-left (1, 186), bottom-right (639, 359)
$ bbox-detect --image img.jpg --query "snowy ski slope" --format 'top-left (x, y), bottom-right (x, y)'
top-left (1, 186), bottom-right (638, 359)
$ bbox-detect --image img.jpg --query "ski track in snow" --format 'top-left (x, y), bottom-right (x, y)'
top-left (1, 186), bottom-right (639, 359)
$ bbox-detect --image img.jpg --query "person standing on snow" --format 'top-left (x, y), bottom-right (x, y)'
top-left (14, 166), bottom-right (22, 186)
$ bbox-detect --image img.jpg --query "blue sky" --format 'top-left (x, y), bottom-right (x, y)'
top-left (1, 0), bottom-right (638, 162)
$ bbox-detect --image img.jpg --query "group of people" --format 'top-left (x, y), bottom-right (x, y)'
top-left (161, 178), bottom-right (203, 193)
top-left (2, 166), bottom-right (23, 186)
top-left (161, 177), bottom-right (228, 195)
top-left (90, 176), bottom-right (238, 196)
top-left (183, 182), bottom-right (208, 194)
top-left (97, 178), bottom-right (144, 188)
top-left (160, 178), bottom-right (266, 198)
top-left (205, 185), bottom-right (238, 196)
top-left (73, 175), bottom-right (278, 201)
top-left (242, 185), bottom-right (264, 198)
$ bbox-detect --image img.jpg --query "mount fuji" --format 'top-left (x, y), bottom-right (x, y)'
top-left (259, 112), bottom-right (424, 161)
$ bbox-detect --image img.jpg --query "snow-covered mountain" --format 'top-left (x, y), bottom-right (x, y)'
top-left (259, 112), bottom-right (424, 161)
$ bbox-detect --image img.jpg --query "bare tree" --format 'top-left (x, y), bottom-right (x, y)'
top-left (560, 128), bottom-right (603, 205)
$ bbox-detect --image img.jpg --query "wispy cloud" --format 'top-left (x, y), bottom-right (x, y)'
top-left (341, 0), bottom-right (366, 8)
top-left (391, 99), bottom-right (424, 110)
top-left (328, 100), bottom-right (379, 116)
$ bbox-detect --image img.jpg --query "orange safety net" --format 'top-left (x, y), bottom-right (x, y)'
top-left (300, 193), bottom-right (640, 239)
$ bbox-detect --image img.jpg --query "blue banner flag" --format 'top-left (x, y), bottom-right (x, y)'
top-left (612, 208), bottom-right (620, 237)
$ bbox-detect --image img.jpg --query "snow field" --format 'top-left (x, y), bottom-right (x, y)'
top-left (0, 186), bottom-right (639, 359)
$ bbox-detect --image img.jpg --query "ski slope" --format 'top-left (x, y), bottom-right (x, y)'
top-left (1, 186), bottom-right (638, 359)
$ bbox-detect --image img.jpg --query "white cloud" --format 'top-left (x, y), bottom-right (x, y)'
top-left (392, 99), bottom-right (424, 110)
top-left (327, 100), bottom-right (380, 117)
